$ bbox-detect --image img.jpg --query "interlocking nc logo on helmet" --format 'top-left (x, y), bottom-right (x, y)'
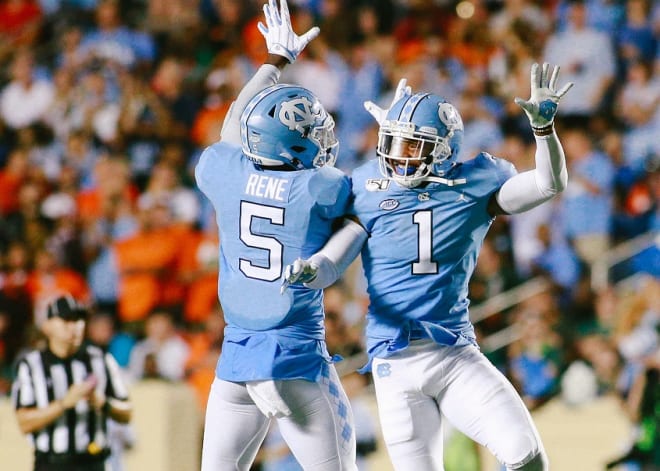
top-left (437, 102), bottom-right (463, 130)
top-left (279, 97), bottom-right (317, 131)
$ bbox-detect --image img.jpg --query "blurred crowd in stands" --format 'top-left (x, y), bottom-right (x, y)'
top-left (0, 0), bottom-right (658, 468)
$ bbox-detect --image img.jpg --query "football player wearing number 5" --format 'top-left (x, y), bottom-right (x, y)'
top-left (195, 1), bottom-right (356, 470)
top-left (282, 63), bottom-right (573, 471)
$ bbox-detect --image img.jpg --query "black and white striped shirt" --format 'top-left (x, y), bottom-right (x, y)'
top-left (11, 343), bottom-right (129, 456)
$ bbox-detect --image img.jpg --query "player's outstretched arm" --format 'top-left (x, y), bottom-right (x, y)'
top-left (220, 0), bottom-right (320, 145)
top-left (281, 218), bottom-right (367, 293)
top-left (491, 62), bottom-right (574, 216)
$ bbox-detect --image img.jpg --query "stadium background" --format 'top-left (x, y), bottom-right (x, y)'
top-left (0, 0), bottom-right (657, 470)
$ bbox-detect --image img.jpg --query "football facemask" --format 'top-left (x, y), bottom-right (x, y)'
top-left (377, 93), bottom-right (463, 187)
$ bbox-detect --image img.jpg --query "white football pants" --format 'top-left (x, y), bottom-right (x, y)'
top-left (371, 340), bottom-right (548, 471)
top-left (201, 365), bottom-right (357, 471)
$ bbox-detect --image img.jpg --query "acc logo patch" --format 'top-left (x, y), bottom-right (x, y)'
top-left (366, 178), bottom-right (390, 191)
top-left (279, 97), bottom-right (317, 131)
top-left (379, 199), bottom-right (399, 211)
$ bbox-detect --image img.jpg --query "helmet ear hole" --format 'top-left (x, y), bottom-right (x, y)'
top-left (267, 106), bottom-right (276, 118)
top-left (291, 145), bottom-right (306, 153)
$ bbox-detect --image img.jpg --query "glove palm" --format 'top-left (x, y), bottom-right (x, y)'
top-left (257, 0), bottom-right (320, 64)
top-left (515, 62), bottom-right (573, 130)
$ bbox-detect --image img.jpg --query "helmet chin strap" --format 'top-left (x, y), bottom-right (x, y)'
top-left (390, 174), bottom-right (467, 188)
top-left (424, 175), bottom-right (467, 186)
top-left (388, 161), bottom-right (467, 187)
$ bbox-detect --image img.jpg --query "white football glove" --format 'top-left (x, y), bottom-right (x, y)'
top-left (515, 62), bottom-right (573, 131)
top-left (280, 258), bottom-right (318, 294)
top-left (257, 0), bottom-right (320, 64)
top-left (364, 78), bottom-right (413, 125)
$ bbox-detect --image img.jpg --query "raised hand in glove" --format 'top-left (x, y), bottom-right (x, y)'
top-left (364, 78), bottom-right (413, 125)
top-left (515, 62), bottom-right (573, 135)
top-left (280, 258), bottom-right (318, 294)
top-left (257, 0), bottom-right (320, 64)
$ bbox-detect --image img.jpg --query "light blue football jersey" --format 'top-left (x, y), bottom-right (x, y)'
top-left (349, 154), bottom-right (516, 370)
top-left (195, 141), bottom-right (351, 381)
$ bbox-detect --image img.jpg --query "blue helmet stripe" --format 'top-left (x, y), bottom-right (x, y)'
top-left (399, 93), bottom-right (430, 122)
top-left (240, 84), bottom-right (295, 151)
top-left (240, 84), bottom-right (292, 130)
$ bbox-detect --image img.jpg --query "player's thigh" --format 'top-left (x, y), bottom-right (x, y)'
top-left (371, 356), bottom-right (444, 471)
top-left (201, 378), bottom-right (270, 471)
top-left (439, 346), bottom-right (543, 467)
top-left (277, 366), bottom-right (357, 471)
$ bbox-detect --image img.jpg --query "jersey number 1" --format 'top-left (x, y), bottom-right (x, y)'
top-left (412, 210), bottom-right (438, 274)
top-left (239, 201), bottom-right (284, 281)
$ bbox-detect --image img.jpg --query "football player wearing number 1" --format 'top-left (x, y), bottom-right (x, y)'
top-left (283, 63), bottom-right (573, 470)
top-left (195, 1), bottom-right (356, 470)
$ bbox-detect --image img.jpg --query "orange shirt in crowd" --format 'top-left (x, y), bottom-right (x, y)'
top-left (184, 330), bottom-right (219, 411)
top-left (163, 222), bottom-right (200, 309)
top-left (0, 170), bottom-right (24, 215)
top-left (177, 229), bottom-right (219, 324)
top-left (0, 0), bottom-right (42, 39)
top-left (184, 311), bottom-right (224, 411)
top-left (0, 149), bottom-right (29, 216)
top-left (114, 227), bottom-right (180, 323)
top-left (190, 101), bottom-right (231, 147)
top-left (76, 185), bottom-right (138, 225)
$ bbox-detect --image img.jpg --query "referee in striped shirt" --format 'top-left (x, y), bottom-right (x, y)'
top-left (11, 295), bottom-right (132, 471)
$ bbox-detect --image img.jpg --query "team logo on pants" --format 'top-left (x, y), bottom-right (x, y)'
top-left (376, 362), bottom-right (392, 378)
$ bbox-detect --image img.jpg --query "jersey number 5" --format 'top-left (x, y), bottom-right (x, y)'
top-left (239, 201), bottom-right (284, 281)
top-left (412, 210), bottom-right (438, 274)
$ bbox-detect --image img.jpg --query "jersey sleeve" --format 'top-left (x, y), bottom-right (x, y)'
top-left (346, 160), bottom-right (380, 233)
top-left (194, 142), bottom-right (238, 196)
top-left (476, 152), bottom-right (518, 188)
top-left (104, 352), bottom-right (130, 401)
top-left (309, 165), bottom-right (351, 219)
top-left (11, 359), bottom-right (36, 409)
